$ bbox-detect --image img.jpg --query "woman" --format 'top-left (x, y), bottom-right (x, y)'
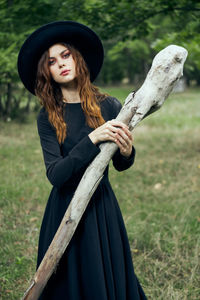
top-left (18, 21), bottom-right (147, 300)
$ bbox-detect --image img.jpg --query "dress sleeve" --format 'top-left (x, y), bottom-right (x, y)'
top-left (37, 109), bottom-right (100, 188)
top-left (110, 97), bottom-right (136, 171)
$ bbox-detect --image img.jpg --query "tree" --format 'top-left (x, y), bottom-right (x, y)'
top-left (85, 0), bottom-right (200, 40)
top-left (0, 0), bottom-right (86, 119)
top-left (86, 0), bottom-right (200, 85)
top-left (0, 0), bottom-right (199, 119)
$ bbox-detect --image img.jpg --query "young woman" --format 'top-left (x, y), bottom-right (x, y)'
top-left (18, 21), bottom-right (147, 300)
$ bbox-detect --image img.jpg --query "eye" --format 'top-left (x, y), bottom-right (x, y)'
top-left (49, 59), bottom-right (55, 66)
top-left (62, 51), bottom-right (70, 59)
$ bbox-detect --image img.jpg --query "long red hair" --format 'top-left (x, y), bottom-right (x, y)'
top-left (35, 44), bottom-right (107, 144)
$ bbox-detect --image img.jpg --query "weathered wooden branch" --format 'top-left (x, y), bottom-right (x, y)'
top-left (22, 45), bottom-right (188, 300)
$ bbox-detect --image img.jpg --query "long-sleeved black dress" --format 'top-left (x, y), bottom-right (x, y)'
top-left (36, 96), bottom-right (147, 300)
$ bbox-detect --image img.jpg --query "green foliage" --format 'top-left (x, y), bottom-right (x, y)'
top-left (152, 31), bottom-right (200, 84)
top-left (106, 39), bottom-right (151, 84)
top-left (0, 0), bottom-right (86, 119)
top-left (0, 0), bottom-right (200, 118)
top-left (86, 0), bottom-right (200, 86)
top-left (85, 0), bottom-right (200, 39)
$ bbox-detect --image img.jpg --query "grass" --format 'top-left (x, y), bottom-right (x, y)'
top-left (0, 87), bottom-right (200, 299)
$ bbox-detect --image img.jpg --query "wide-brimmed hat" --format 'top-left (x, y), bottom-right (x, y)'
top-left (17, 21), bottom-right (104, 95)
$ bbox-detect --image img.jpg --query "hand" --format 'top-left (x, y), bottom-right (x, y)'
top-left (114, 125), bottom-right (133, 158)
top-left (88, 119), bottom-right (133, 158)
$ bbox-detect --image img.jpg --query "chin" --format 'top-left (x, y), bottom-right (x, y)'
top-left (59, 78), bottom-right (77, 87)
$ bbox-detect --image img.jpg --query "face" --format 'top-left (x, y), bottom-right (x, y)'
top-left (48, 44), bottom-right (76, 86)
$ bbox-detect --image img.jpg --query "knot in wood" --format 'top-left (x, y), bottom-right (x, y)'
top-left (174, 55), bottom-right (182, 63)
top-left (65, 217), bottom-right (72, 225)
top-left (131, 106), bottom-right (137, 115)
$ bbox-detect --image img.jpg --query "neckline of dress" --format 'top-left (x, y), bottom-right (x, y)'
top-left (64, 102), bottom-right (81, 105)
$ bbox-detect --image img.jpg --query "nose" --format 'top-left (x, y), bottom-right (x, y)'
top-left (58, 58), bottom-right (65, 68)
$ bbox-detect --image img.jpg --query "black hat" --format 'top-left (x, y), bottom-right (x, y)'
top-left (17, 21), bottom-right (104, 95)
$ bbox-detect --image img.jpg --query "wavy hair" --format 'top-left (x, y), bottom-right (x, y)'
top-left (35, 44), bottom-right (107, 144)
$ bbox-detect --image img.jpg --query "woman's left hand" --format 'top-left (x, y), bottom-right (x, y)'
top-left (114, 126), bottom-right (133, 158)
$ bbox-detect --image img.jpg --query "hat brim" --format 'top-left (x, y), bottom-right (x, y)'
top-left (17, 21), bottom-right (104, 95)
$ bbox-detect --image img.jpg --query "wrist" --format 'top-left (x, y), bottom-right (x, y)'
top-left (122, 153), bottom-right (131, 159)
top-left (88, 132), bottom-right (97, 144)
top-left (121, 148), bottom-right (132, 159)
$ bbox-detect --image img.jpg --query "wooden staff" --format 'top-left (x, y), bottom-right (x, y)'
top-left (22, 45), bottom-right (188, 300)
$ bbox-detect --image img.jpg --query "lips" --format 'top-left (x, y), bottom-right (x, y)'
top-left (60, 69), bottom-right (70, 76)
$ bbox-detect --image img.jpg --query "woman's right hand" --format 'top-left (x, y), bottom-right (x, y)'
top-left (88, 119), bottom-right (129, 144)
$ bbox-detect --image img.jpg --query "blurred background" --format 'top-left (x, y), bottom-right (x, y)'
top-left (0, 1), bottom-right (200, 299)
top-left (0, 0), bottom-right (199, 119)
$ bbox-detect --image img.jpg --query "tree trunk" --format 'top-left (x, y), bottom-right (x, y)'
top-left (5, 82), bottom-right (12, 116)
top-left (0, 96), bottom-right (4, 117)
top-left (25, 93), bottom-right (32, 113)
top-left (22, 45), bottom-right (188, 300)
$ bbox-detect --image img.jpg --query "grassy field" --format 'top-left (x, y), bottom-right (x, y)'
top-left (0, 87), bottom-right (200, 299)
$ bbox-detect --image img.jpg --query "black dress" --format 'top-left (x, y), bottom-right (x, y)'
top-left (36, 96), bottom-right (147, 300)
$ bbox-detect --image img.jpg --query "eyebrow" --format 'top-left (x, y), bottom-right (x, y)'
top-left (49, 49), bottom-right (68, 59)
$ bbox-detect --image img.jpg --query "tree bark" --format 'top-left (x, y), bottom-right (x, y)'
top-left (0, 96), bottom-right (3, 117)
top-left (5, 82), bottom-right (12, 116)
top-left (22, 45), bottom-right (188, 300)
top-left (25, 93), bottom-right (32, 113)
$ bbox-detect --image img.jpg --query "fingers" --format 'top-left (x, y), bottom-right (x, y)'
top-left (89, 119), bottom-right (133, 145)
top-left (115, 132), bottom-right (132, 150)
top-left (107, 119), bottom-right (129, 131)
top-left (105, 120), bottom-right (131, 136)
top-left (104, 128), bottom-right (117, 141)
top-left (103, 120), bottom-right (133, 146)
top-left (114, 126), bottom-right (133, 158)
top-left (115, 139), bottom-right (133, 158)
top-left (116, 128), bottom-right (132, 142)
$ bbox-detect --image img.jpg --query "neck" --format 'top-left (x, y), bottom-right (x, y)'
top-left (61, 82), bottom-right (80, 103)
